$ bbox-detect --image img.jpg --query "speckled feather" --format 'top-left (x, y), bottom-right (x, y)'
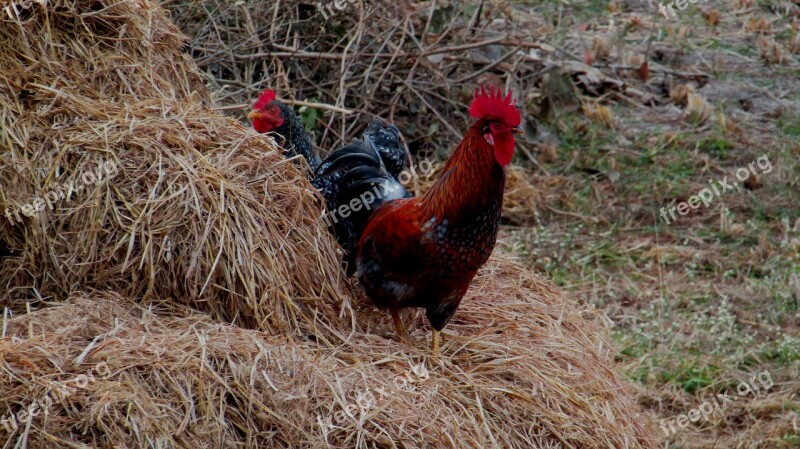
top-left (313, 121), bottom-right (407, 196)
top-left (361, 120), bottom-right (408, 178)
top-left (272, 102), bottom-right (321, 172)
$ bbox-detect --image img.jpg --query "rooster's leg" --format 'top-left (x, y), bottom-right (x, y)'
top-left (390, 308), bottom-right (411, 343)
top-left (431, 330), bottom-right (441, 355)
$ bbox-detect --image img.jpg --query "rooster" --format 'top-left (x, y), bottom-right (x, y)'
top-left (247, 89), bottom-right (409, 273)
top-left (356, 86), bottom-right (521, 353)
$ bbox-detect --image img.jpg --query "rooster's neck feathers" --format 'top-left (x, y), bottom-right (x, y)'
top-left (421, 127), bottom-right (505, 222)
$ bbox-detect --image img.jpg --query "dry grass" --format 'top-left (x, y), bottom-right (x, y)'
top-left (0, 0), bottom-right (657, 448)
top-left (483, 1), bottom-right (800, 447)
top-left (0, 257), bottom-right (657, 449)
top-left (0, 0), bottom-right (349, 332)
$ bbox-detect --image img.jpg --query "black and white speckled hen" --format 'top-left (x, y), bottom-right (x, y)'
top-left (248, 89), bottom-right (410, 274)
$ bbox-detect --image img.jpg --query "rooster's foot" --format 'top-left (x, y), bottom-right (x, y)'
top-left (390, 308), bottom-right (412, 344)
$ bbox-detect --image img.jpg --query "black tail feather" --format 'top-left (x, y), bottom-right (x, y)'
top-left (313, 121), bottom-right (412, 275)
top-left (362, 121), bottom-right (408, 178)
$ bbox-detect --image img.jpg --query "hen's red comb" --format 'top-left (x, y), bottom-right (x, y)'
top-left (468, 85), bottom-right (521, 127)
top-left (254, 89), bottom-right (276, 110)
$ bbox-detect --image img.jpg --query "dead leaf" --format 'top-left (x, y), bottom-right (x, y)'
top-left (638, 61), bottom-right (649, 83)
top-left (583, 49), bottom-right (595, 66)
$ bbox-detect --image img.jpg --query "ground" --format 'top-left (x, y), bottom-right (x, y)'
top-left (498, 0), bottom-right (800, 447)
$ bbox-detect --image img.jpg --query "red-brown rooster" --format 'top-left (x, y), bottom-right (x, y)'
top-left (357, 86), bottom-right (521, 353)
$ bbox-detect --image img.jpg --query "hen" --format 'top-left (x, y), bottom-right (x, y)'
top-left (247, 90), bottom-right (409, 273)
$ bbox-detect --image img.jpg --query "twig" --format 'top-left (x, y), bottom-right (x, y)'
top-left (214, 100), bottom-right (354, 115)
top-left (454, 46), bottom-right (521, 84)
top-left (420, 36), bottom-right (507, 56)
top-left (253, 38), bottom-right (551, 61)
top-left (468, 0), bottom-right (485, 35)
top-left (596, 64), bottom-right (711, 80)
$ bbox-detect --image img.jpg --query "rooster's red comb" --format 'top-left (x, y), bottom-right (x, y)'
top-left (468, 85), bottom-right (521, 127)
top-left (254, 89), bottom-right (276, 110)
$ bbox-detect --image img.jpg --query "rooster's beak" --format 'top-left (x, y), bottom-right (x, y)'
top-left (247, 110), bottom-right (261, 121)
top-left (512, 127), bottom-right (523, 135)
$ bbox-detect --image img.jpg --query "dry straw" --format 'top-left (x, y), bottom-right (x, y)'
top-left (0, 0), bottom-right (350, 333)
top-left (0, 0), bottom-right (657, 447)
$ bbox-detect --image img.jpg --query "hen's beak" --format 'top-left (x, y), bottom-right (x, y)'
top-left (247, 110), bottom-right (262, 122)
top-left (511, 127), bottom-right (523, 135)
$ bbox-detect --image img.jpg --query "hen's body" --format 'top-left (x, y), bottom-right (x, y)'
top-left (312, 121), bottom-right (408, 208)
top-left (312, 127), bottom-right (411, 274)
top-left (357, 124), bottom-right (505, 332)
top-left (248, 90), bottom-right (409, 272)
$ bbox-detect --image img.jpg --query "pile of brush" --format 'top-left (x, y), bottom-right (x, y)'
top-left (166, 0), bottom-right (545, 156)
top-left (0, 1), bottom-right (657, 448)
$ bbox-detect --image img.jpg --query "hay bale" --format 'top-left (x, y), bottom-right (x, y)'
top-left (0, 0), bottom-right (658, 447)
top-left (0, 0), bottom-right (349, 331)
top-left (0, 261), bottom-right (656, 448)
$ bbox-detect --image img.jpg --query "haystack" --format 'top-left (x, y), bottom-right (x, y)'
top-left (0, 0), bottom-right (349, 332)
top-left (1, 0), bottom-right (657, 447)
top-left (0, 262), bottom-right (656, 448)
